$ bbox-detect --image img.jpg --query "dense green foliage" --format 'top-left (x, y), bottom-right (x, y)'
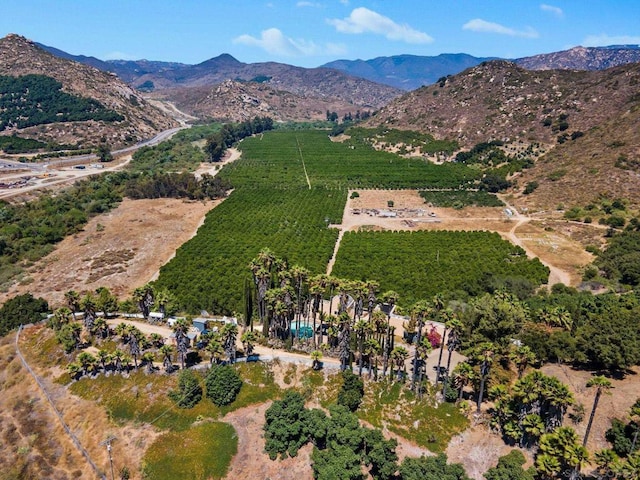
top-left (264, 390), bottom-right (312, 459)
top-left (155, 188), bottom-right (344, 313)
top-left (0, 293), bottom-right (48, 336)
top-left (337, 370), bottom-right (365, 412)
top-left (168, 369), bottom-right (203, 408)
top-left (594, 230), bottom-right (640, 287)
top-left (398, 454), bottom-right (471, 480)
top-left (205, 116), bottom-right (274, 162)
top-left (218, 130), bottom-right (478, 190)
top-left (0, 135), bottom-right (47, 153)
top-left (419, 190), bottom-right (504, 208)
top-left (124, 172), bottom-right (231, 200)
top-left (483, 450), bottom-right (536, 480)
top-left (129, 138), bottom-right (207, 173)
top-left (331, 231), bottom-right (549, 307)
top-left (520, 291), bottom-right (640, 370)
top-left (205, 365), bottom-right (242, 406)
top-left (0, 74), bottom-right (123, 129)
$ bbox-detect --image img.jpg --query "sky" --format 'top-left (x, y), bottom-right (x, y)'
top-left (2, 0), bottom-right (639, 67)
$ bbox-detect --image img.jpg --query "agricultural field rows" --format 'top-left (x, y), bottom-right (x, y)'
top-left (331, 230), bottom-right (550, 307)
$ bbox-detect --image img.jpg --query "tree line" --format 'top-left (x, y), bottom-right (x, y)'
top-left (205, 116), bottom-right (274, 162)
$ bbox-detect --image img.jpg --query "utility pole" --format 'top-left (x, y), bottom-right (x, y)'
top-left (100, 435), bottom-right (117, 480)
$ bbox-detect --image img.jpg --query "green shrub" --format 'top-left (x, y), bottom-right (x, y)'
top-left (337, 370), bottom-right (364, 412)
top-left (523, 181), bottom-right (539, 195)
top-left (168, 369), bottom-right (202, 409)
top-left (205, 365), bottom-right (242, 406)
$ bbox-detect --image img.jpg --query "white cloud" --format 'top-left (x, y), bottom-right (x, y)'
top-left (296, 1), bottom-right (322, 7)
top-left (462, 19), bottom-right (539, 39)
top-left (103, 51), bottom-right (139, 60)
top-left (327, 7), bottom-right (433, 44)
top-left (540, 4), bottom-right (563, 17)
top-left (583, 34), bottom-right (640, 47)
top-left (233, 28), bottom-right (346, 57)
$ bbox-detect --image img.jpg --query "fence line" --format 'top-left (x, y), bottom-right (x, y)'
top-left (15, 325), bottom-right (107, 480)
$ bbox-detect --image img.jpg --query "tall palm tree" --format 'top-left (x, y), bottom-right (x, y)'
top-left (409, 300), bottom-right (431, 392)
top-left (159, 344), bottom-right (174, 372)
top-left (64, 290), bottom-right (80, 321)
top-left (96, 349), bottom-right (111, 373)
top-left (172, 318), bottom-right (190, 369)
top-left (128, 327), bottom-right (143, 369)
top-left (363, 338), bottom-right (381, 380)
top-left (452, 362), bottom-right (474, 403)
top-left (309, 275), bottom-right (326, 348)
top-left (583, 375), bottom-right (613, 447)
top-left (222, 323), bottom-right (238, 364)
top-left (132, 284), bottom-right (154, 320)
top-left (290, 264), bottom-right (309, 336)
top-left (48, 307), bottom-right (72, 331)
top-left (442, 318), bottom-right (463, 396)
top-left (92, 317), bottom-right (110, 341)
top-left (69, 322), bottom-right (82, 350)
top-left (153, 287), bottom-right (173, 320)
top-left (77, 352), bottom-right (97, 377)
top-left (141, 352), bottom-right (156, 374)
top-left (380, 290), bottom-right (399, 378)
top-left (476, 347), bottom-right (494, 414)
top-left (112, 349), bottom-right (125, 373)
top-left (206, 334), bottom-right (224, 365)
top-left (80, 292), bottom-right (97, 336)
top-left (337, 312), bottom-right (352, 371)
top-left (241, 329), bottom-right (258, 356)
top-left (510, 344), bottom-right (537, 379)
top-left (354, 318), bottom-right (370, 376)
top-left (390, 346), bottom-right (408, 382)
top-left (434, 308), bottom-right (456, 388)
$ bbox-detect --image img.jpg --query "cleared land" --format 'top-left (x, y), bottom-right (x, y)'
top-left (0, 197), bottom-right (218, 307)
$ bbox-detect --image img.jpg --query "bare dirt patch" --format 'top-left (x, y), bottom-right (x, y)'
top-left (0, 197), bottom-right (219, 307)
top-left (223, 402), bottom-right (315, 480)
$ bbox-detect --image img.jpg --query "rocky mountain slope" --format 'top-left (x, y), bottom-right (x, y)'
top-left (323, 53), bottom-right (496, 90)
top-left (366, 60), bottom-right (640, 209)
top-left (515, 45), bottom-right (640, 71)
top-left (151, 79), bottom-right (367, 123)
top-left (0, 34), bottom-right (177, 148)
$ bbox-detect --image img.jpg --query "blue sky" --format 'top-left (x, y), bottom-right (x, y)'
top-left (2, 1), bottom-right (639, 67)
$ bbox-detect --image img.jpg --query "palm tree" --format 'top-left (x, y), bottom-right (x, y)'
top-left (206, 334), bottom-right (225, 365)
top-left (290, 264), bottom-right (309, 336)
top-left (149, 332), bottom-right (164, 348)
top-left (64, 290), bottom-right (80, 320)
top-left (159, 344), bottom-right (174, 372)
top-left (97, 349), bottom-right (111, 373)
top-left (241, 329), bottom-right (258, 356)
top-left (442, 319), bottom-right (463, 396)
top-left (354, 318), bottom-right (370, 376)
top-left (476, 347), bottom-right (494, 414)
top-left (132, 284), bottom-right (154, 320)
top-left (594, 449), bottom-right (620, 479)
top-left (309, 275), bottom-right (326, 347)
top-left (363, 338), bottom-right (381, 380)
top-left (173, 318), bottom-right (190, 369)
top-left (434, 309), bottom-right (456, 388)
top-left (390, 346), bottom-right (409, 382)
top-left (583, 375), bottom-right (613, 447)
top-left (153, 287), bottom-right (173, 320)
top-left (69, 322), bottom-right (82, 350)
top-left (222, 323), bottom-right (238, 364)
top-left (80, 292), bottom-right (97, 336)
top-left (141, 352), bottom-right (156, 374)
top-left (128, 327), bottom-right (143, 369)
top-left (77, 351), bottom-right (97, 377)
top-left (311, 350), bottom-right (323, 370)
top-left (112, 349), bottom-right (125, 373)
top-left (510, 344), bottom-right (537, 379)
top-left (337, 312), bottom-right (352, 371)
top-left (48, 307), bottom-right (72, 331)
top-left (452, 362), bottom-right (474, 403)
top-left (409, 300), bottom-right (431, 392)
top-left (67, 361), bottom-right (82, 380)
top-left (380, 290), bottom-right (399, 378)
top-left (92, 317), bottom-right (110, 341)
